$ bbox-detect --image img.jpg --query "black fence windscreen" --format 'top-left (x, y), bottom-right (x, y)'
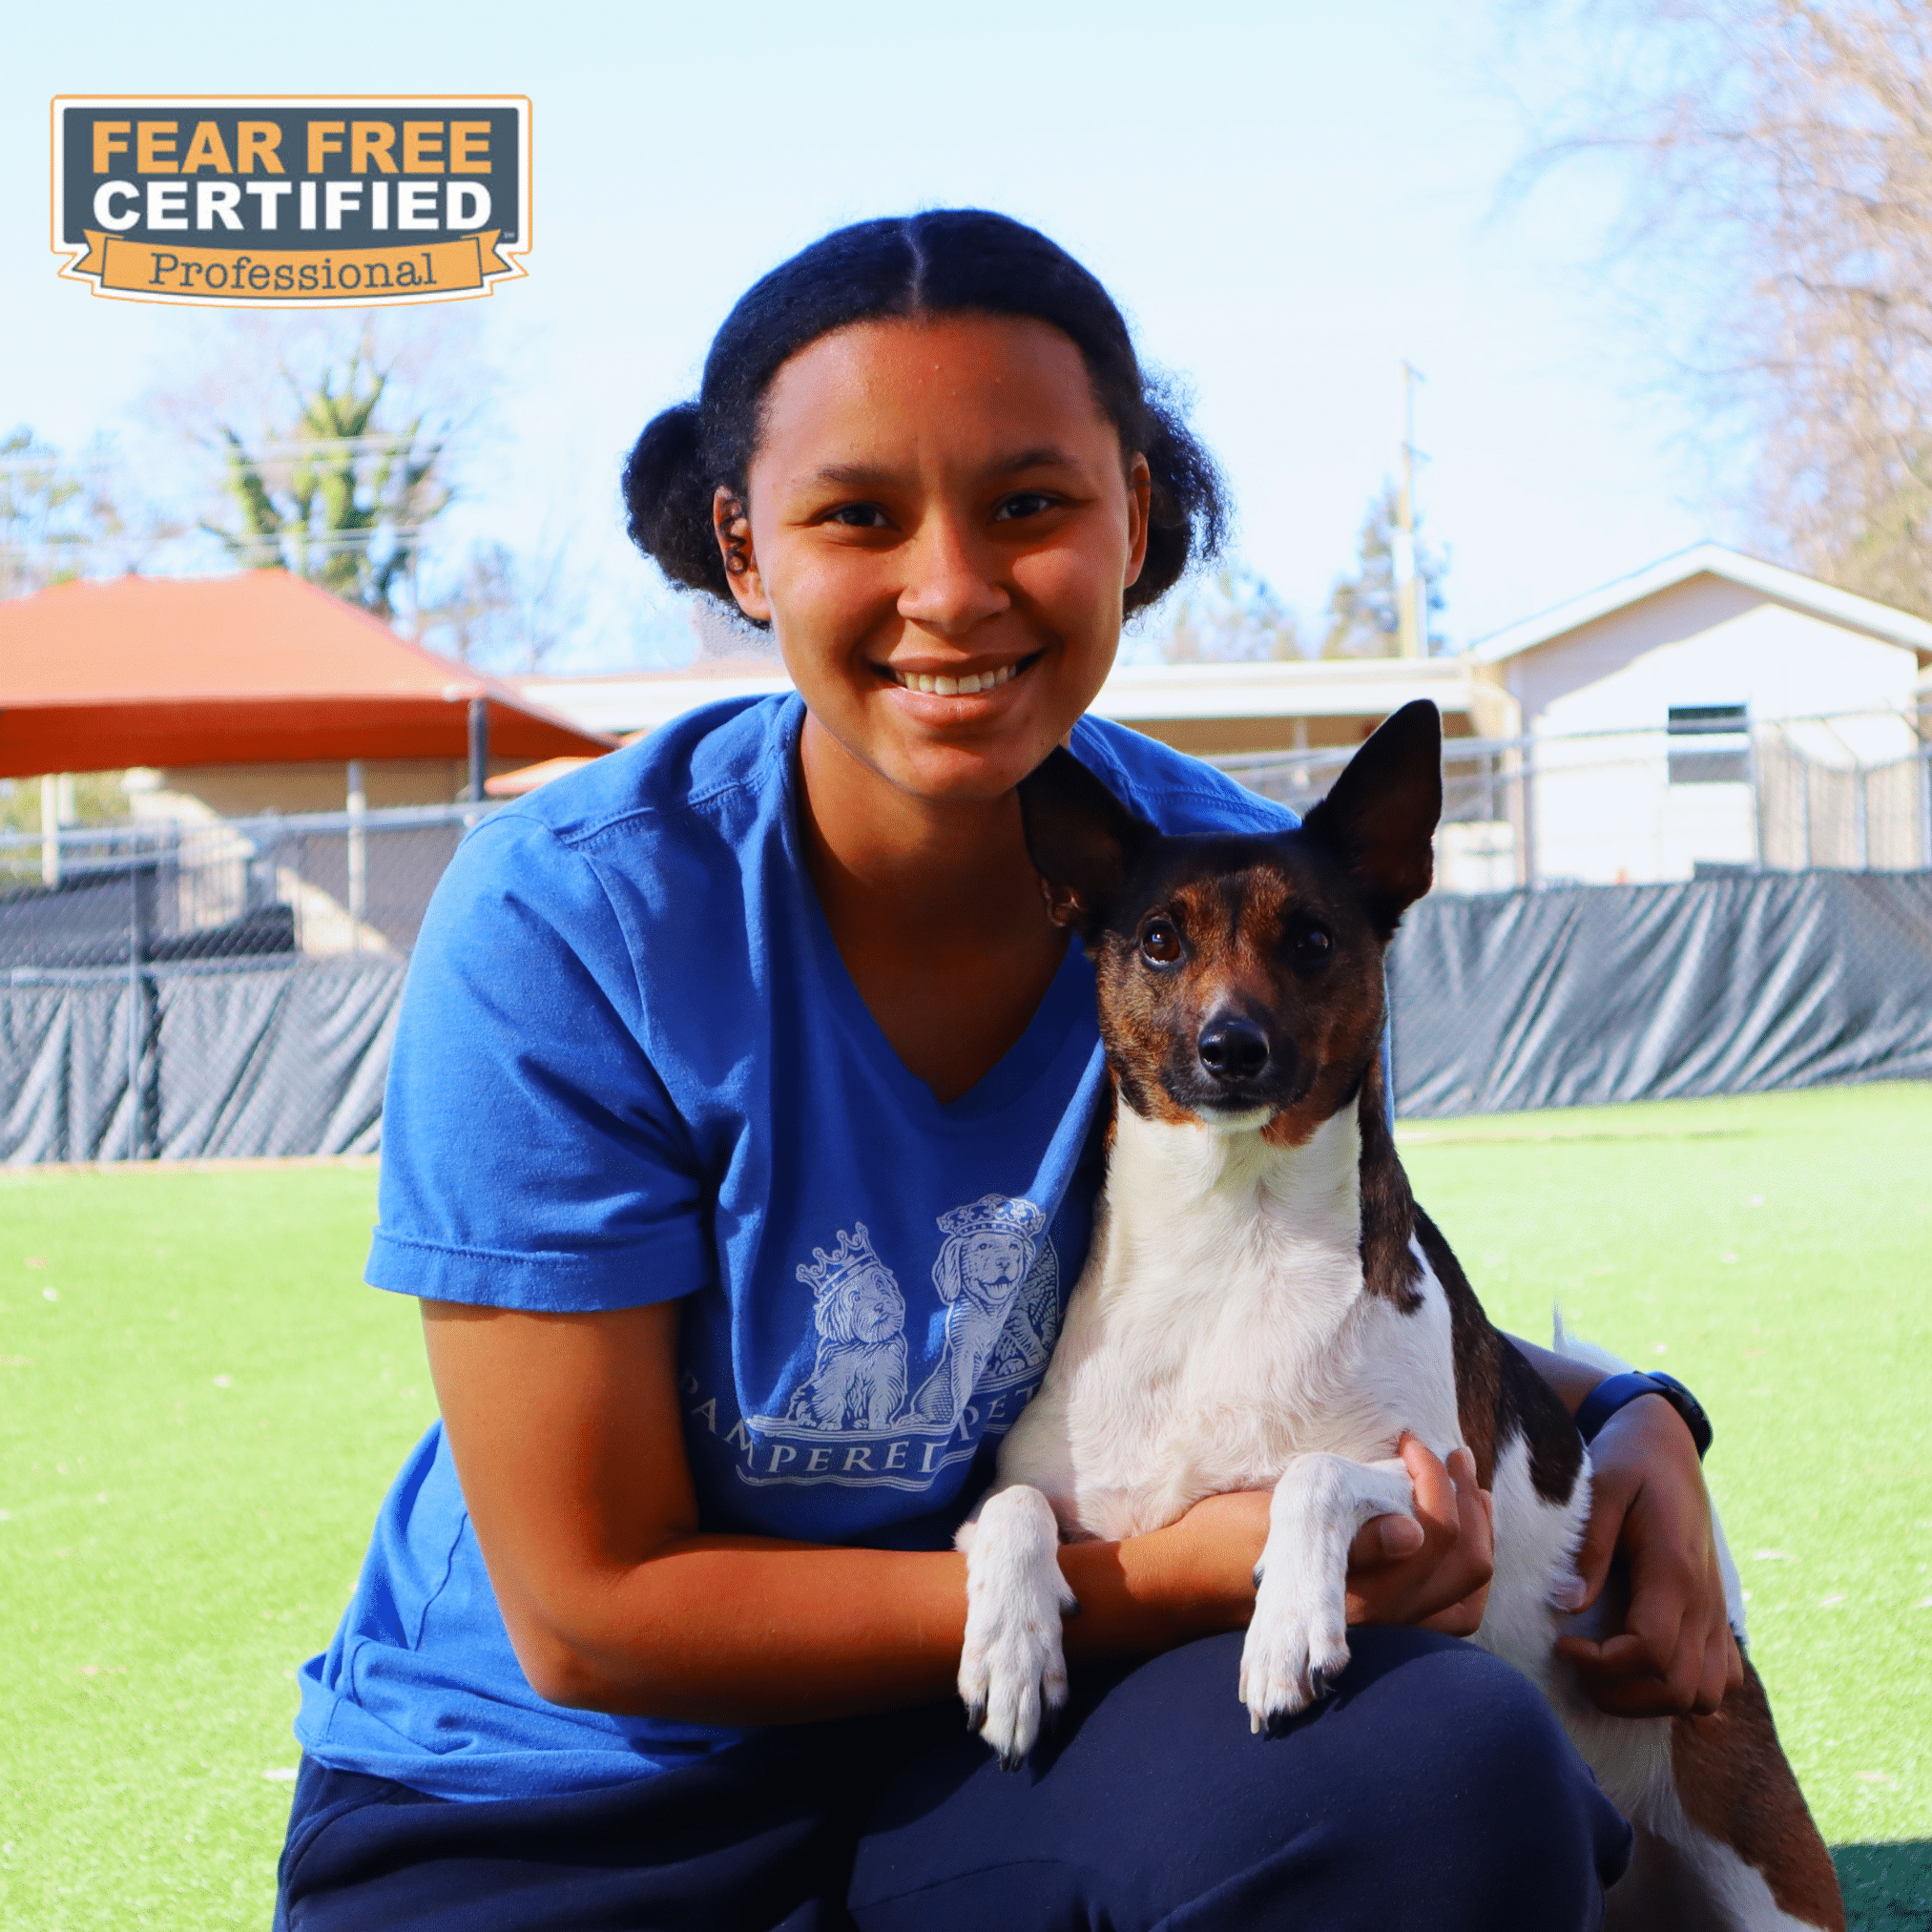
top-left (5, 799), bottom-right (1930, 1158)
top-left (1389, 869), bottom-right (1932, 1116)
top-left (1, 805), bottom-right (458, 1164)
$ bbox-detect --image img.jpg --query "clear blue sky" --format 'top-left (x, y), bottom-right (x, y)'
top-left (6, 0), bottom-right (1719, 666)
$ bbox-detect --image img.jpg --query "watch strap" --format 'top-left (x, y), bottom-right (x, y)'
top-left (1574, 1370), bottom-right (1713, 1461)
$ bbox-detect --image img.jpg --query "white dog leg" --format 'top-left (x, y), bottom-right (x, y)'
top-left (1239, 1453), bottom-right (1415, 1733)
top-left (956, 1484), bottom-right (1076, 1768)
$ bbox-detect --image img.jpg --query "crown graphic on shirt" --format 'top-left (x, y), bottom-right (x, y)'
top-left (935, 1194), bottom-right (1047, 1243)
top-left (796, 1221), bottom-right (894, 1298)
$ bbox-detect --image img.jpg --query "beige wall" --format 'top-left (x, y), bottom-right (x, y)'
top-left (137, 758), bottom-right (520, 820)
top-left (1118, 711), bottom-right (1482, 758)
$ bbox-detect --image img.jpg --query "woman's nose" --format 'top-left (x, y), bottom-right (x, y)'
top-left (896, 513), bottom-right (1010, 634)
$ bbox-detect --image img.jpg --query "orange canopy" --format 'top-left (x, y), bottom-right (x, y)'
top-left (0, 572), bottom-right (616, 777)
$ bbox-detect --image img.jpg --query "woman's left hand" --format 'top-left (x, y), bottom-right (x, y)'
top-left (1346, 1436), bottom-right (1495, 1636)
top-left (1555, 1395), bottom-right (1745, 1717)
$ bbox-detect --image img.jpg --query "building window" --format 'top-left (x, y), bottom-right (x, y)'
top-left (1668, 703), bottom-right (1750, 784)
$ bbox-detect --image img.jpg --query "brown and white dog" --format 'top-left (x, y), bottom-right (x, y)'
top-left (956, 701), bottom-right (1842, 1931)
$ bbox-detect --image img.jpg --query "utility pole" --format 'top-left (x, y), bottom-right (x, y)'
top-left (1393, 363), bottom-right (1426, 659)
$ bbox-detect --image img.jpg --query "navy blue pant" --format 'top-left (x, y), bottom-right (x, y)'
top-left (276, 1629), bottom-right (1631, 1930)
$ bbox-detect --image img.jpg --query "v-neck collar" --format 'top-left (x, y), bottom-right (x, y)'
top-left (771, 697), bottom-right (1096, 1130)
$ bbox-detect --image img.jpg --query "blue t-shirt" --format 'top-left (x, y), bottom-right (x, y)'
top-left (296, 694), bottom-right (1292, 1800)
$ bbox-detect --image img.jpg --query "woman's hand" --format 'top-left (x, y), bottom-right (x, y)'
top-left (1154, 1437), bottom-right (1494, 1643)
top-left (1346, 1436), bottom-right (1494, 1636)
top-left (1555, 1395), bottom-right (1743, 1717)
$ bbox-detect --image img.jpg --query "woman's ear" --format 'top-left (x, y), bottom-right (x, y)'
top-left (713, 487), bottom-right (772, 623)
top-left (1122, 452), bottom-right (1152, 590)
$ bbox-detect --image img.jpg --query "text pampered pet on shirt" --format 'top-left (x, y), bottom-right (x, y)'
top-left (51, 97), bottom-right (530, 307)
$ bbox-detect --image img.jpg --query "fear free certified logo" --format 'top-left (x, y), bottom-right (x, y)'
top-left (51, 96), bottom-right (530, 307)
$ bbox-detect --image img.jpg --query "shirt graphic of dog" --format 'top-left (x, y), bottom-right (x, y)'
top-left (785, 1223), bottom-right (909, 1431)
top-left (986, 1237), bottom-right (1062, 1383)
top-left (902, 1195), bottom-right (1050, 1426)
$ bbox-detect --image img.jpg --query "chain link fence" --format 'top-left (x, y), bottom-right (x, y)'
top-left (1, 805), bottom-right (485, 1164)
top-left (1212, 712), bottom-right (1932, 892)
top-left (6, 710), bottom-right (1930, 1160)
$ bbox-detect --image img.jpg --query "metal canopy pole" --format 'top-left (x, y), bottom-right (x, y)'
top-left (467, 699), bottom-right (488, 808)
top-left (126, 837), bottom-right (143, 1162)
top-left (1920, 737), bottom-right (1932, 870)
top-left (41, 774), bottom-right (61, 887)
top-left (346, 759), bottom-right (367, 950)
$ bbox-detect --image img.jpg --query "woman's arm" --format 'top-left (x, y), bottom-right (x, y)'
top-left (1506, 1332), bottom-right (1743, 1717)
top-left (424, 1298), bottom-right (1268, 1724)
top-left (1506, 1333), bottom-right (1607, 1418)
top-left (426, 1298), bottom-right (1500, 1726)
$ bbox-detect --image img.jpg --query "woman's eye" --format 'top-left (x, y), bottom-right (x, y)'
top-left (825, 503), bottom-right (889, 529)
top-left (1140, 920), bottom-right (1182, 965)
top-left (992, 491), bottom-right (1056, 522)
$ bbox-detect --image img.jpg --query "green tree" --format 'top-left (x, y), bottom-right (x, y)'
top-left (0, 773), bottom-right (129, 842)
top-left (200, 332), bottom-right (453, 617)
top-left (1321, 481), bottom-right (1447, 658)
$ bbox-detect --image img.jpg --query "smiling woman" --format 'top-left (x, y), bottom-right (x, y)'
top-left (276, 212), bottom-right (1657, 1931)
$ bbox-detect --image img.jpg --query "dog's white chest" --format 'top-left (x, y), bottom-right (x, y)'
top-left (997, 1108), bottom-right (1459, 1540)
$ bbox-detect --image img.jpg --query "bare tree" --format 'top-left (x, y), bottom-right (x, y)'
top-left (419, 537), bottom-right (585, 673)
top-left (1514, 0), bottom-right (1932, 614)
top-left (0, 428), bottom-right (160, 596)
top-left (1162, 563), bottom-right (1306, 662)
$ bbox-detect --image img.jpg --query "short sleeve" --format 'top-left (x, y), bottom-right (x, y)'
top-left (365, 813), bottom-right (710, 1311)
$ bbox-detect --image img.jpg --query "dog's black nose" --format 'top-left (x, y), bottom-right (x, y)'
top-left (1197, 1017), bottom-right (1270, 1082)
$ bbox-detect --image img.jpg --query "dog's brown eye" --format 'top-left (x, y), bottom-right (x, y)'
top-left (1140, 919), bottom-right (1182, 965)
top-left (1291, 924), bottom-right (1333, 974)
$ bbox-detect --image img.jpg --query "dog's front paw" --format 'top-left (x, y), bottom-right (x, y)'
top-left (1238, 1572), bottom-right (1352, 1735)
top-left (959, 1585), bottom-right (1071, 1770)
top-left (958, 1485), bottom-right (1075, 1769)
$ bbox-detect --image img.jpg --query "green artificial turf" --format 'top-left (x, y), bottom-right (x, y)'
top-left (1402, 1080), bottom-right (1932, 1925)
top-left (0, 1162), bottom-right (430, 1930)
top-left (0, 1083), bottom-right (1927, 1927)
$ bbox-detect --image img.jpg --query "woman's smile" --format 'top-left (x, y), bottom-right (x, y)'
top-left (876, 651), bottom-right (1038, 699)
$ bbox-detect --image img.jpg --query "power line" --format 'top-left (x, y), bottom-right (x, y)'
top-left (212, 527), bottom-right (429, 552)
top-left (239, 436), bottom-right (447, 460)
top-left (0, 435), bottom-right (447, 480)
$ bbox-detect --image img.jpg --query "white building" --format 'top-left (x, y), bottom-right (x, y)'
top-left (1472, 545), bottom-right (1932, 883)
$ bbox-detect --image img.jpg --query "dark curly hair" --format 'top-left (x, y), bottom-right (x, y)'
top-left (623, 209), bottom-right (1226, 622)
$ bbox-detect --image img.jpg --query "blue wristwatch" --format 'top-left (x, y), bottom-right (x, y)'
top-left (1574, 1371), bottom-right (1713, 1461)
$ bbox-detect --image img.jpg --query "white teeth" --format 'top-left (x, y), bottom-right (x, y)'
top-left (891, 661), bottom-right (1021, 695)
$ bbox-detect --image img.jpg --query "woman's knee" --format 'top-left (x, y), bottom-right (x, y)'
top-left (857, 1631), bottom-right (1631, 1931)
top-left (1332, 1629), bottom-right (1633, 1911)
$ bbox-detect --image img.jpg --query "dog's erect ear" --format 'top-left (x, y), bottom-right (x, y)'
top-left (1018, 747), bottom-right (1157, 938)
top-left (1300, 700), bottom-right (1443, 932)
